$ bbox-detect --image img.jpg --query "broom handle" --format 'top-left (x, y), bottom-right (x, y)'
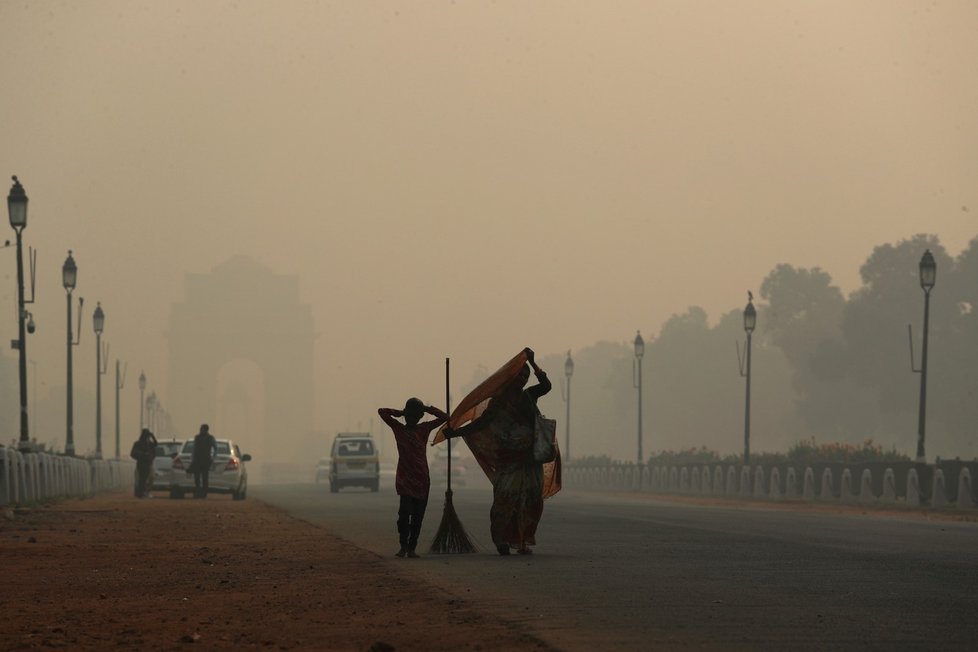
top-left (446, 357), bottom-right (452, 492)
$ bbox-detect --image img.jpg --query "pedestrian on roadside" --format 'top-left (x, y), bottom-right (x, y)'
top-left (130, 428), bottom-right (158, 498)
top-left (190, 424), bottom-right (218, 499)
top-left (378, 398), bottom-right (448, 558)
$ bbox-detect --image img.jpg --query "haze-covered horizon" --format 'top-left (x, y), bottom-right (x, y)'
top-left (2, 2), bottom-right (976, 465)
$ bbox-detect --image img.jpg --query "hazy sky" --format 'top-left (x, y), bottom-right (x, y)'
top-left (2, 1), bottom-right (976, 452)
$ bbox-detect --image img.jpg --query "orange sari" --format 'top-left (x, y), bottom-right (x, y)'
top-left (433, 351), bottom-right (561, 547)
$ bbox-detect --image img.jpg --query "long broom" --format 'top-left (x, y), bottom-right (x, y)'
top-left (429, 357), bottom-right (477, 554)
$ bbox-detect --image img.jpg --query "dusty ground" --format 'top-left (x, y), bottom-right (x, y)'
top-left (0, 492), bottom-right (553, 651)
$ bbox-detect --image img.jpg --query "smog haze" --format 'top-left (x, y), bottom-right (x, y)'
top-left (2, 1), bottom-right (976, 467)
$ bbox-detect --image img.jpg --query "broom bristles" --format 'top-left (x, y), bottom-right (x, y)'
top-left (429, 489), bottom-right (477, 554)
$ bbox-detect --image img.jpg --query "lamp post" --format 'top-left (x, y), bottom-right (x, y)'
top-left (633, 331), bottom-right (645, 465)
top-left (138, 371), bottom-right (146, 430)
top-left (93, 302), bottom-right (107, 458)
top-left (115, 360), bottom-right (126, 458)
top-left (146, 391), bottom-right (157, 432)
top-left (738, 293), bottom-right (757, 466)
top-left (562, 350), bottom-right (574, 460)
top-left (63, 251), bottom-right (83, 456)
top-left (915, 249), bottom-right (936, 463)
top-left (8, 176), bottom-right (34, 451)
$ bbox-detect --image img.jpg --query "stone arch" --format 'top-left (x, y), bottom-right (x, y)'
top-left (714, 466), bottom-right (725, 496)
top-left (167, 257), bottom-right (315, 475)
top-left (785, 467), bottom-right (798, 498)
top-left (803, 467), bottom-right (816, 500)
top-left (740, 466), bottom-right (752, 498)
top-left (882, 468), bottom-right (897, 503)
top-left (906, 468), bottom-right (921, 507)
top-left (820, 468), bottom-right (835, 500)
top-left (931, 469), bottom-right (948, 508)
top-left (690, 467), bottom-right (700, 494)
top-left (859, 469), bottom-right (876, 503)
top-left (840, 469), bottom-right (855, 501)
top-left (769, 467), bottom-right (782, 500)
top-left (957, 469), bottom-right (974, 508)
top-left (726, 466), bottom-right (738, 495)
top-left (669, 467), bottom-right (679, 492)
top-left (215, 358), bottom-right (266, 450)
top-left (701, 466), bottom-right (712, 495)
top-left (680, 467), bottom-right (690, 493)
top-left (753, 466), bottom-right (766, 498)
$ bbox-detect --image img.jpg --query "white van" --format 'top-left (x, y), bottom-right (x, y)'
top-left (329, 432), bottom-right (379, 493)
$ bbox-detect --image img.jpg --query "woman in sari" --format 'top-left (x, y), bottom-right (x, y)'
top-left (444, 348), bottom-right (551, 555)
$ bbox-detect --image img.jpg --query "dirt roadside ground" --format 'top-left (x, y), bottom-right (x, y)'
top-left (0, 492), bottom-right (552, 651)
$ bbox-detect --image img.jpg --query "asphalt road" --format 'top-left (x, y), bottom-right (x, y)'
top-left (254, 482), bottom-right (978, 651)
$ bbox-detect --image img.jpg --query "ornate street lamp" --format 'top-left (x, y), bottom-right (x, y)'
top-left (138, 371), bottom-right (147, 430)
top-left (914, 250), bottom-right (937, 462)
top-left (93, 302), bottom-right (107, 459)
top-left (633, 331), bottom-right (645, 465)
top-left (8, 176), bottom-right (35, 451)
top-left (562, 350), bottom-right (574, 460)
top-left (738, 293), bottom-right (757, 466)
top-left (63, 251), bottom-right (83, 456)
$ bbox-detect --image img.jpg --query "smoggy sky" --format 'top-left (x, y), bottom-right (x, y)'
top-left (1, 1), bottom-right (976, 452)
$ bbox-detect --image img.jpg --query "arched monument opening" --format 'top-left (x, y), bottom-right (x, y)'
top-left (215, 358), bottom-right (266, 461)
top-left (167, 257), bottom-right (315, 482)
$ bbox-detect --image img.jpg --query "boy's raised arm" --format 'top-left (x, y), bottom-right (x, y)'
top-left (378, 407), bottom-right (403, 429)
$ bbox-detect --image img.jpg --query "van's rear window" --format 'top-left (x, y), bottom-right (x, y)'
top-left (337, 441), bottom-right (374, 456)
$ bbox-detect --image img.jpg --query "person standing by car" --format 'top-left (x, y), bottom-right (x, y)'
top-left (190, 424), bottom-right (218, 499)
top-left (378, 398), bottom-right (448, 558)
top-left (130, 428), bottom-right (158, 498)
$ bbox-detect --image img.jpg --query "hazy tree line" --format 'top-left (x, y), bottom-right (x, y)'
top-left (532, 233), bottom-right (977, 463)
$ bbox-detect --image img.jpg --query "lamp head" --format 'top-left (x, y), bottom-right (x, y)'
top-left (7, 176), bottom-right (27, 229)
top-left (743, 297), bottom-right (757, 333)
top-left (564, 350), bottom-right (574, 378)
top-left (139, 371), bottom-right (146, 391)
top-left (93, 302), bottom-right (104, 334)
top-left (919, 249), bottom-right (936, 291)
top-left (633, 330), bottom-right (645, 359)
top-left (62, 251), bottom-right (77, 291)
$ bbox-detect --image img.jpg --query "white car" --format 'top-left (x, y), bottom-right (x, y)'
top-left (151, 440), bottom-right (184, 491)
top-left (169, 438), bottom-right (252, 500)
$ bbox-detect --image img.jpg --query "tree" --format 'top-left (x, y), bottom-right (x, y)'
top-left (758, 264), bottom-right (868, 439)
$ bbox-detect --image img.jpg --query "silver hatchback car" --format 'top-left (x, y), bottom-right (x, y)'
top-left (151, 440), bottom-right (184, 491)
top-left (169, 438), bottom-right (252, 500)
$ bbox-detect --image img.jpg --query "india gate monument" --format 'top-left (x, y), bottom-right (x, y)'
top-left (166, 256), bottom-right (316, 479)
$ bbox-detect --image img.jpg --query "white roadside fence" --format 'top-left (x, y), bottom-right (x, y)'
top-left (0, 447), bottom-right (135, 506)
top-left (563, 460), bottom-right (978, 509)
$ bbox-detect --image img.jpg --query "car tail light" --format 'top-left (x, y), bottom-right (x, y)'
top-left (224, 458), bottom-right (239, 471)
top-left (172, 457), bottom-right (185, 470)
